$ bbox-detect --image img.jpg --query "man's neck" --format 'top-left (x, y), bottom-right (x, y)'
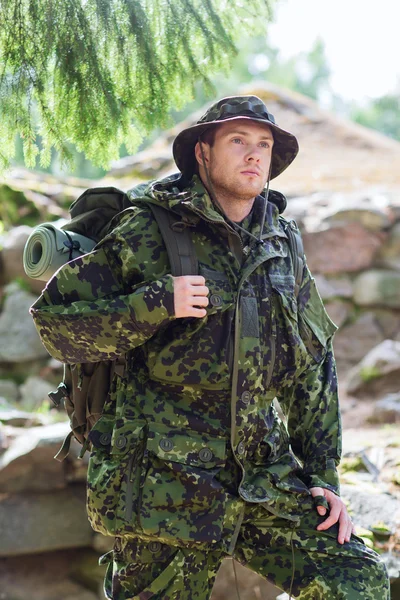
top-left (198, 176), bottom-right (255, 222)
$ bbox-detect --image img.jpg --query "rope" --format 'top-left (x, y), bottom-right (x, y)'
top-left (232, 559), bottom-right (242, 600)
top-left (288, 523), bottom-right (296, 599)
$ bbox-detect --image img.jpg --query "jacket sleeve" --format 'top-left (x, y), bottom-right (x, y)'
top-left (278, 264), bottom-right (342, 496)
top-left (30, 209), bottom-right (176, 364)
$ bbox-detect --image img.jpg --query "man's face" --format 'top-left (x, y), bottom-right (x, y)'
top-left (195, 119), bottom-right (274, 202)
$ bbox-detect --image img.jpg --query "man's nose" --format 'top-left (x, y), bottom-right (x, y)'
top-left (245, 146), bottom-right (261, 161)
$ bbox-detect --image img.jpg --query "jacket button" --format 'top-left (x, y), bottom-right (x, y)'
top-left (159, 438), bottom-right (174, 452)
top-left (148, 541), bottom-right (162, 553)
top-left (210, 294), bottom-right (222, 307)
top-left (198, 447), bottom-right (214, 462)
top-left (115, 435), bottom-right (127, 449)
top-left (237, 441), bottom-right (245, 456)
top-left (241, 391), bottom-right (251, 404)
top-left (99, 433), bottom-right (112, 445)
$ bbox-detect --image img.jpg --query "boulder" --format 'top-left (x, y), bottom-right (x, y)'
top-left (211, 559), bottom-right (281, 600)
top-left (324, 300), bottom-right (352, 328)
top-left (370, 393), bottom-right (400, 424)
top-left (314, 274), bottom-right (353, 300)
top-left (0, 282), bottom-right (50, 362)
top-left (322, 205), bottom-right (392, 231)
top-left (340, 483), bottom-right (400, 533)
top-left (0, 398), bottom-right (46, 427)
top-left (347, 339), bottom-right (400, 397)
top-left (0, 422), bottom-right (71, 492)
top-left (19, 375), bottom-right (54, 411)
top-left (333, 313), bottom-right (385, 367)
top-left (374, 309), bottom-right (400, 340)
top-left (303, 223), bottom-right (384, 274)
top-left (0, 549), bottom-right (101, 600)
top-left (353, 270), bottom-right (400, 309)
top-left (0, 485), bottom-right (93, 556)
top-left (0, 379), bottom-right (19, 402)
top-left (376, 222), bottom-right (400, 271)
top-left (0, 225), bottom-right (44, 293)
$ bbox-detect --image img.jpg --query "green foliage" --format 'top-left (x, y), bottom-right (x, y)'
top-left (351, 93), bottom-right (400, 142)
top-left (0, 0), bottom-right (275, 171)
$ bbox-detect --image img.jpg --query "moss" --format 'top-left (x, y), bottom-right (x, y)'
top-left (359, 365), bottom-right (381, 383)
top-left (339, 456), bottom-right (367, 474)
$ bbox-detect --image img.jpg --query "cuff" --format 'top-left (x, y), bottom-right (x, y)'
top-left (302, 457), bottom-right (341, 496)
top-left (131, 274), bottom-right (176, 330)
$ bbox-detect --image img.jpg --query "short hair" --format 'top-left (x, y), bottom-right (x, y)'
top-left (199, 126), bottom-right (216, 147)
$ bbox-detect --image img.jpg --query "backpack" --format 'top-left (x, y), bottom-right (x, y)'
top-left (42, 186), bottom-right (304, 461)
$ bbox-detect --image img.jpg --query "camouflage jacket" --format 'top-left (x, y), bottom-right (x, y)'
top-left (30, 175), bottom-right (341, 550)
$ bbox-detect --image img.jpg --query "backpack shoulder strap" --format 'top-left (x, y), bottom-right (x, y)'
top-left (149, 204), bottom-right (198, 277)
top-left (280, 217), bottom-right (304, 297)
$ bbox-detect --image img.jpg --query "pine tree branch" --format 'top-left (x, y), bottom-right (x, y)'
top-left (0, 0), bottom-right (276, 170)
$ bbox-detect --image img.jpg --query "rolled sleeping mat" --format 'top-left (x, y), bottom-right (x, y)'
top-left (23, 223), bottom-right (96, 281)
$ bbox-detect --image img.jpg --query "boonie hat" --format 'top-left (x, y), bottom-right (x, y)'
top-left (173, 95), bottom-right (299, 180)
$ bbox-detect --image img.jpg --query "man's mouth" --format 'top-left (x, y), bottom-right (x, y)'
top-left (240, 169), bottom-right (260, 177)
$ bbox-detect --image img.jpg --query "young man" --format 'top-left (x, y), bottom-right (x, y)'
top-left (31, 96), bottom-right (389, 599)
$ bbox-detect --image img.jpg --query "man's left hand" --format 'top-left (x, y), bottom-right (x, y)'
top-left (309, 486), bottom-right (356, 545)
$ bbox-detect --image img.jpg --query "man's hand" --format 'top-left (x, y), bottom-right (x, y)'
top-left (173, 276), bottom-right (209, 318)
top-left (310, 486), bottom-right (356, 545)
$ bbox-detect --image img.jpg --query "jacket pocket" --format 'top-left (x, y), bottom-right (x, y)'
top-left (86, 416), bottom-right (146, 537)
top-left (146, 276), bottom-right (235, 389)
top-left (270, 273), bottom-right (336, 370)
top-left (139, 425), bottom-right (227, 544)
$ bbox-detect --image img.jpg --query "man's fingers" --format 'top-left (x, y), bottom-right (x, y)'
top-left (337, 510), bottom-right (350, 544)
top-left (316, 506), bottom-right (341, 531)
top-left (191, 295), bottom-right (209, 307)
top-left (189, 285), bottom-right (209, 297)
top-left (184, 276), bottom-right (206, 286)
top-left (186, 307), bottom-right (207, 318)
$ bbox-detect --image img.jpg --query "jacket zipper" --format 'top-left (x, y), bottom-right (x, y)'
top-left (266, 301), bottom-right (277, 387)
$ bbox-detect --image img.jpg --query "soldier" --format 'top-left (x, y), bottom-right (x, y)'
top-left (31, 96), bottom-right (390, 599)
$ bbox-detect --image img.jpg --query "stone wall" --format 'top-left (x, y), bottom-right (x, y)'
top-left (0, 186), bottom-right (400, 599)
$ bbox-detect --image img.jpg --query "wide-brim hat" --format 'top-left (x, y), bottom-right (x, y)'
top-left (173, 95), bottom-right (299, 180)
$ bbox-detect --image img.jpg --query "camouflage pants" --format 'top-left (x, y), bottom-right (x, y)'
top-left (102, 504), bottom-right (390, 600)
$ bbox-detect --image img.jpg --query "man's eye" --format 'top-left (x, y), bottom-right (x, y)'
top-left (232, 138), bottom-right (243, 144)
top-left (260, 141), bottom-right (270, 148)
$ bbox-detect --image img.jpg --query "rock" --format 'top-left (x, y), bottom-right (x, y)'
top-left (19, 375), bottom-right (53, 411)
top-left (314, 274), bottom-right (353, 300)
top-left (324, 300), bottom-right (352, 328)
top-left (0, 422), bottom-right (71, 492)
top-left (353, 270), bottom-right (400, 308)
top-left (333, 313), bottom-right (385, 368)
top-left (322, 206), bottom-right (392, 231)
top-left (0, 379), bottom-right (19, 402)
top-left (347, 339), bottom-right (400, 396)
top-left (0, 282), bottom-right (50, 362)
top-left (0, 484), bottom-right (93, 556)
top-left (210, 559), bottom-right (281, 600)
top-left (0, 549), bottom-right (101, 600)
top-left (376, 222), bottom-right (400, 271)
top-left (341, 483), bottom-right (400, 533)
top-left (0, 400), bottom-right (46, 427)
top-left (370, 393), bottom-right (400, 424)
top-left (374, 309), bottom-right (400, 339)
top-left (303, 223), bottom-right (384, 274)
top-left (0, 225), bottom-right (44, 293)
top-left (92, 533), bottom-right (114, 554)
top-left (381, 553), bottom-right (400, 583)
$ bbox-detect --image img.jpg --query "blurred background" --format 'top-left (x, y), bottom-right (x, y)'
top-left (0, 1), bottom-right (399, 598)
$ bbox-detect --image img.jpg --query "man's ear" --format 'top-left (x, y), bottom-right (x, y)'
top-left (194, 140), bottom-right (210, 168)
